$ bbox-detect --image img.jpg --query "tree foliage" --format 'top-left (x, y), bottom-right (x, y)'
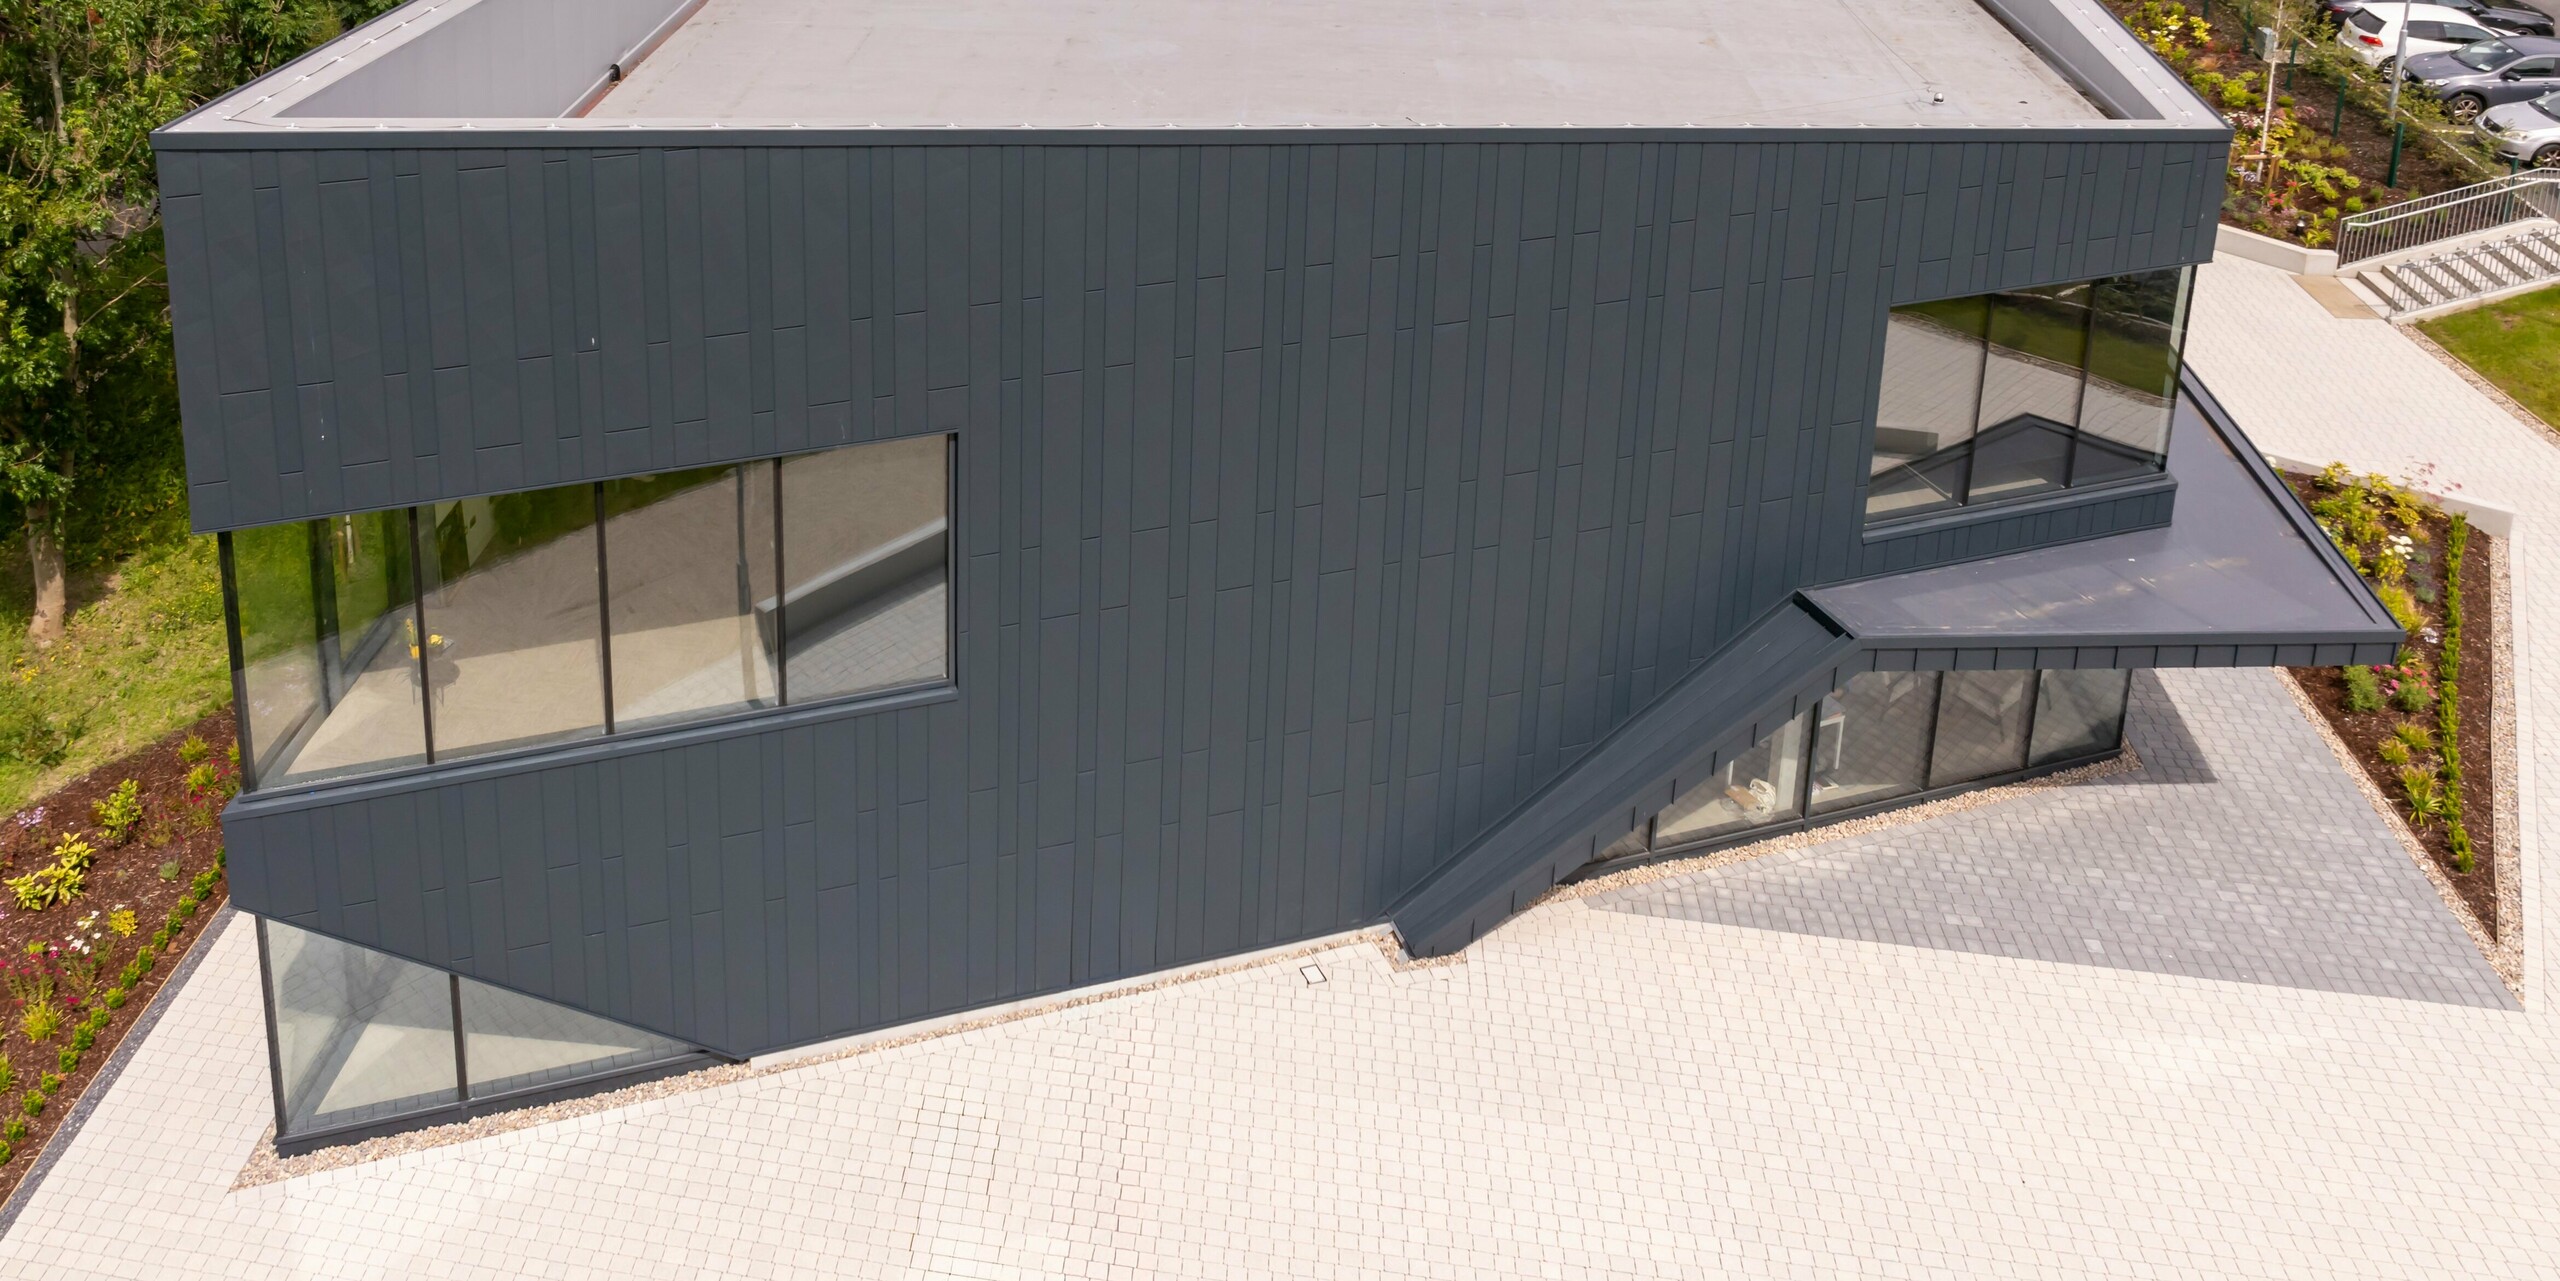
top-left (0, 1), bottom-right (397, 637)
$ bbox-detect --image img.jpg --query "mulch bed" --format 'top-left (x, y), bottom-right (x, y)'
top-left (0, 710), bottom-right (236, 1207)
top-left (2279, 475), bottom-right (2499, 933)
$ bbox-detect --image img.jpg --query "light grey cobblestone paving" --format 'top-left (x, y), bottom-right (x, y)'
top-left (1, 252), bottom-right (2554, 1279)
top-left (1592, 669), bottom-right (2513, 1007)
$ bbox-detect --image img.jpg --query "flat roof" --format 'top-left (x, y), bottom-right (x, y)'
top-left (586, 0), bottom-right (2107, 128)
top-left (1806, 385), bottom-right (2404, 656)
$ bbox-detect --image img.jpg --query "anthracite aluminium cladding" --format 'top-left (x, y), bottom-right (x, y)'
top-left (157, 1), bottom-right (2250, 1059)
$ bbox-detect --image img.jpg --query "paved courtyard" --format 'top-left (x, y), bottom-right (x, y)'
top-left (0, 253), bottom-right (2555, 1278)
top-left (1594, 669), bottom-right (2512, 1008)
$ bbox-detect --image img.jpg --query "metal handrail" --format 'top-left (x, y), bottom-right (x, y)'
top-left (2335, 172), bottom-right (2560, 266)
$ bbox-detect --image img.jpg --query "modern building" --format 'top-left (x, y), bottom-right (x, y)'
top-left (155, 0), bottom-right (2403, 1151)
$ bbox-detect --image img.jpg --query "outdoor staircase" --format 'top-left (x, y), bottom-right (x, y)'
top-left (2353, 223), bottom-right (2560, 318)
top-left (2335, 172), bottom-right (2560, 320)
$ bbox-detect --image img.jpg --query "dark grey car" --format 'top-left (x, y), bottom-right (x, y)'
top-left (2407, 35), bottom-right (2560, 120)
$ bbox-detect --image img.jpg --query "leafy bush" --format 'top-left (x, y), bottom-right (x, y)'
top-left (2393, 723), bottom-right (2434, 754)
top-left (5, 834), bottom-right (96, 910)
top-left (18, 1000), bottom-right (60, 1044)
top-left (0, 1054), bottom-right (13, 1094)
top-left (55, 1047), bottom-right (75, 1074)
top-left (2377, 738), bottom-right (2411, 767)
top-left (93, 779), bottom-right (143, 844)
top-left (156, 859), bottom-right (181, 882)
top-left (176, 735), bottom-right (210, 767)
top-left (2391, 676), bottom-right (2435, 715)
top-left (2343, 666), bottom-right (2383, 713)
top-left (0, 1118), bottom-right (20, 1143)
top-left (17, 1091), bottom-right (38, 1119)
top-left (2400, 768), bottom-right (2445, 828)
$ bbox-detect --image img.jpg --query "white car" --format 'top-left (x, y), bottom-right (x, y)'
top-left (2338, 3), bottom-right (2506, 69)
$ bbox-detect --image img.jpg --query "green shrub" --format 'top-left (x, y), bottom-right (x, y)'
top-left (177, 735), bottom-right (211, 767)
top-left (157, 859), bottom-right (182, 882)
top-left (39, 1071), bottom-right (62, 1093)
top-left (103, 987), bottom-right (125, 1009)
top-left (1, 1118), bottom-right (22, 1142)
top-left (92, 779), bottom-right (144, 845)
top-left (5, 834), bottom-right (98, 911)
top-left (2378, 739), bottom-right (2411, 767)
top-left (133, 945), bottom-right (155, 971)
top-left (2451, 823), bottom-right (2477, 874)
top-left (2391, 678), bottom-right (2434, 715)
top-left (69, 1025), bottom-right (92, 1052)
top-left (55, 1047), bottom-right (76, 1074)
top-left (2374, 583), bottom-right (2422, 632)
top-left (0, 1054), bottom-right (13, 1095)
top-left (18, 1000), bottom-right (61, 1044)
top-left (2392, 724), bottom-right (2433, 753)
top-left (19, 1091), bottom-right (41, 1118)
top-left (2400, 768), bottom-right (2446, 828)
top-left (2343, 666), bottom-right (2383, 712)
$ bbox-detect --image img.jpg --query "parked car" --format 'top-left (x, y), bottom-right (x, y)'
top-left (2336, 3), bottom-right (2506, 69)
top-left (2474, 89), bottom-right (2560, 165)
top-left (2405, 34), bottom-right (2560, 120)
top-left (2323, 0), bottom-right (2555, 37)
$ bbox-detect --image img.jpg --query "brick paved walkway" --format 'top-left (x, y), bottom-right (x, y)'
top-left (1594, 669), bottom-right (2513, 1007)
top-left (0, 253), bottom-right (2553, 1279)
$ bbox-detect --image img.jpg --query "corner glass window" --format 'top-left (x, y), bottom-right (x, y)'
top-left (260, 919), bottom-right (705, 1144)
top-left (221, 435), bottom-right (953, 790)
top-left (2074, 269), bottom-right (2192, 486)
top-left (263, 920), bottom-right (459, 1137)
top-left (1866, 266), bottom-right (2192, 525)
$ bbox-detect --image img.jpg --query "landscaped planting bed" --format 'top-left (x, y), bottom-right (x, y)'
top-left (2102, 1), bottom-right (2503, 248)
top-left (0, 711), bottom-right (234, 1204)
top-left (2283, 467), bottom-right (2498, 932)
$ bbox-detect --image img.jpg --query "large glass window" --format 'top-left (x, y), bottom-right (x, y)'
top-left (1592, 665), bottom-right (2135, 865)
top-left (2074, 271), bottom-right (2191, 486)
top-left (1809, 671), bottom-right (1942, 815)
top-left (223, 435), bottom-right (952, 790)
top-left (1866, 266), bottom-right (2192, 525)
top-left (1655, 710), bottom-right (1812, 847)
top-left (417, 486), bottom-right (609, 760)
top-left (2029, 669), bottom-right (2135, 766)
top-left (263, 920), bottom-right (459, 1137)
top-left (779, 435), bottom-right (950, 702)
top-left (260, 919), bottom-right (704, 1144)
top-left (1926, 671), bottom-right (2037, 788)
top-left (603, 465), bottom-right (779, 732)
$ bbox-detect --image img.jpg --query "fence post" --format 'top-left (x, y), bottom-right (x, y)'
top-left (2388, 119), bottom-right (2405, 188)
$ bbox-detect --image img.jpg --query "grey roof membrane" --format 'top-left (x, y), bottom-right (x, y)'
top-left (586, 0), bottom-right (2107, 128)
top-left (1807, 389), bottom-right (2403, 651)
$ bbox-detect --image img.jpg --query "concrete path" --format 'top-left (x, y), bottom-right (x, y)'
top-left (0, 252), bottom-right (2554, 1278)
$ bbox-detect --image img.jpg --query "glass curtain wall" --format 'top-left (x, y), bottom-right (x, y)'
top-left (1866, 266), bottom-right (2192, 526)
top-left (1599, 668), bottom-right (2134, 865)
top-left (222, 435), bottom-right (952, 791)
top-left (260, 919), bottom-right (701, 1144)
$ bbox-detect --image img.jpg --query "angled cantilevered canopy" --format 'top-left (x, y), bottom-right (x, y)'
top-left (1392, 373), bottom-right (2405, 958)
top-left (1808, 375), bottom-right (2406, 672)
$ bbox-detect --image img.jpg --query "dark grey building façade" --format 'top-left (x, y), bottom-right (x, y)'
top-left (153, 0), bottom-right (2404, 1150)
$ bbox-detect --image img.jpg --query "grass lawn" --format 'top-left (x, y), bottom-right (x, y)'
top-left (0, 535), bottom-right (231, 814)
top-left (2420, 283), bottom-right (2560, 429)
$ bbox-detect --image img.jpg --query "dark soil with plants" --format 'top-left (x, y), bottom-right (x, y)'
top-left (0, 710), bottom-right (235, 1206)
top-left (2281, 470), bottom-right (2498, 933)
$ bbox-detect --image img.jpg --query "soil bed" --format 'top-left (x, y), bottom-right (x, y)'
top-left (0, 710), bottom-right (235, 1207)
top-left (2279, 473), bottom-right (2498, 932)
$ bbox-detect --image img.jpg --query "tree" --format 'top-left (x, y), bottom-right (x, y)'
top-left (0, 1), bottom-right (395, 646)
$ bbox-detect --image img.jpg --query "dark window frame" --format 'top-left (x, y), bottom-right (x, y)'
top-left (1587, 667), bottom-right (2134, 874)
top-left (219, 433), bottom-right (960, 798)
top-left (1863, 268), bottom-right (2194, 532)
top-left (255, 915), bottom-right (729, 1155)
